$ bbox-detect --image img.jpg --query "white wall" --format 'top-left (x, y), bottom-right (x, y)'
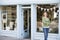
top-left (0, 0), bottom-right (60, 39)
top-left (0, 30), bottom-right (17, 38)
top-left (0, 0), bottom-right (60, 5)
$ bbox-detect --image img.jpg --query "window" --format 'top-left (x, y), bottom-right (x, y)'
top-left (37, 5), bottom-right (59, 34)
top-left (1, 6), bottom-right (17, 30)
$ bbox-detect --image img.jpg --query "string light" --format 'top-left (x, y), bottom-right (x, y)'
top-left (44, 8), bottom-right (46, 11)
top-left (41, 8), bottom-right (43, 11)
top-left (50, 8), bottom-right (53, 11)
top-left (53, 7), bottom-right (56, 10)
top-left (37, 6), bottom-right (40, 8)
top-left (47, 9), bottom-right (49, 12)
top-left (37, 6), bottom-right (56, 12)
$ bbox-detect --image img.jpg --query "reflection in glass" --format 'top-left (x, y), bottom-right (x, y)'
top-left (24, 10), bottom-right (28, 32)
top-left (24, 9), bottom-right (31, 38)
top-left (37, 5), bottom-right (59, 33)
top-left (2, 6), bottom-right (17, 30)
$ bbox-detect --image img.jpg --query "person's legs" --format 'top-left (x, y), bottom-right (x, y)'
top-left (43, 28), bottom-right (46, 40)
top-left (46, 28), bottom-right (49, 38)
top-left (43, 28), bottom-right (49, 40)
top-left (45, 28), bottom-right (49, 40)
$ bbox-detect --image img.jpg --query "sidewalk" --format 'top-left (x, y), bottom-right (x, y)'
top-left (21, 39), bottom-right (30, 40)
top-left (0, 35), bottom-right (30, 40)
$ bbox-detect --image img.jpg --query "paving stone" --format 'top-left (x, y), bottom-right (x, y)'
top-left (0, 35), bottom-right (30, 40)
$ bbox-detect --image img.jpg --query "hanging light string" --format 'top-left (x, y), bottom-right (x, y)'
top-left (37, 6), bottom-right (56, 11)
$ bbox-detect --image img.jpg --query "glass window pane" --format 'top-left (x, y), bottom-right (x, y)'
top-left (37, 5), bottom-right (59, 34)
top-left (1, 5), bottom-right (17, 30)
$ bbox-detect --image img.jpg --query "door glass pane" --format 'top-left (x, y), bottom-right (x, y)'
top-left (23, 9), bottom-right (31, 38)
top-left (24, 9), bottom-right (28, 32)
top-left (37, 5), bottom-right (59, 34)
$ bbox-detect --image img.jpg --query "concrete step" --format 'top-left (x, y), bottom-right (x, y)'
top-left (20, 39), bottom-right (30, 40)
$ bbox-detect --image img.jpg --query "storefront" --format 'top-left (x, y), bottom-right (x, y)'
top-left (0, 0), bottom-right (60, 40)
